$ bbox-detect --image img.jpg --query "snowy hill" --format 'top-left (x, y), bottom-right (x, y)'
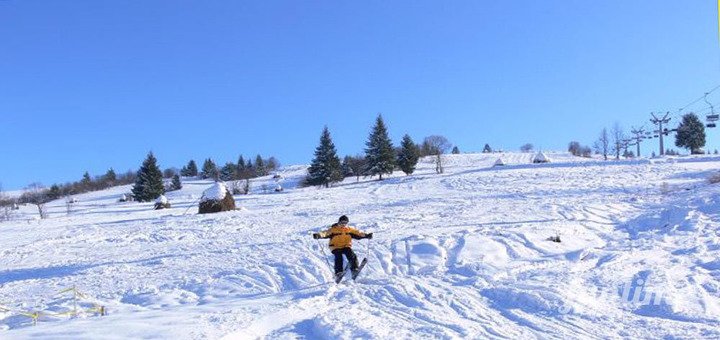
top-left (1, 152), bottom-right (720, 338)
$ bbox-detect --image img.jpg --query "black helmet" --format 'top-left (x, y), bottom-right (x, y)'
top-left (338, 215), bottom-right (349, 224)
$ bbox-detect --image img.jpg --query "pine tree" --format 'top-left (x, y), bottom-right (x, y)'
top-left (48, 184), bottom-right (62, 200)
top-left (201, 158), bottom-right (219, 180)
top-left (246, 159), bottom-right (254, 178)
top-left (187, 160), bottom-right (198, 177)
top-left (104, 168), bottom-right (117, 184)
top-left (397, 134), bottom-right (420, 175)
top-left (220, 162), bottom-right (237, 181)
top-left (236, 155), bottom-right (247, 179)
top-left (365, 114), bottom-right (396, 180)
top-left (675, 113), bottom-right (706, 154)
top-left (452, 146), bottom-right (461, 154)
top-left (482, 144), bottom-right (492, 153)
top-left (132, 152), bottom-right (165, 202)
top-left (81, 171), bottom-right (92, 190)
top-left (255, 155), bottom-right (267, 177)
top-left (306, 126), bottom-right (343, 187)
top-left (171, 174), bottom-right (182, 191)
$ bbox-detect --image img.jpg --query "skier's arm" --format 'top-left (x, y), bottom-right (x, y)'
top-left (313, 229), bottom-right (332, 239)
top-left (348, 228), bottom-right (372, 239)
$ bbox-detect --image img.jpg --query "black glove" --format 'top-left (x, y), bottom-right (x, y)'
top-left (312, 233), bottom-right (320, 239)
top-left (365, 233), bottom-right (373, 239)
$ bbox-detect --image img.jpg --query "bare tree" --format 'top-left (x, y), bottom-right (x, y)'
top-left (343, 155), bottom-right (368, 182)
top-left (594, 128), bottom-right (610, 160)
top-left (423, 135), bottom-right (451, 174)
top-left (520, 143), bottom-right (534, 153)
top-left (568, 141), bottom-right (581, 156)
top-left (267, 157), bottom-right (280, 172)
top-left (22, 182), bottom-right (49, 219)
top-left (0, 183), bottom-right (13, 221)
top-left (611, 122), bottom-right (625, 160)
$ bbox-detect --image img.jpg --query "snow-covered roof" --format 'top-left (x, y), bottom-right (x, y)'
top-left (201, 182), bottom-right (228, 202)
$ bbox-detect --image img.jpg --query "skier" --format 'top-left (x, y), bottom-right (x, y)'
top-left (313, 215), bottom-right (373, 281)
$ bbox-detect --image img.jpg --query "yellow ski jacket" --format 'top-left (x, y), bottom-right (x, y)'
top-left (317, 223), bottom-right (368, 250)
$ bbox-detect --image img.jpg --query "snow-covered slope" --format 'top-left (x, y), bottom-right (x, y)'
top-left (1, 152), bottom-right (719, 338)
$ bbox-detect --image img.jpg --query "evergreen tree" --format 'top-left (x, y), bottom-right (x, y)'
top-left (482, 144), bottom-right (492, 153)
top-left (187, 160), bottom-right (198, 177)
top-left (220, 162), bottom-right (237, 181)
top-left (48, 184), bottom-right (62, 200)
top-left (675, 113), bottom-right (706, 154)
top-left (201, 158), bottom-right (219, 180)
top-left (132, 152), bottom-right (165, 202)
top-left (306, 126), bottom-right (343, 187)
top-left (81, 171), bottom-right (92, 190)
top-left (452, 146), bottom-right (461, 154)
top-left (246, 159), bottom-right (254, 177)
top-left (397, 134), bottom-right (420, 175)
top-left (104, 168), bottom-right (117, 184)
top-left (255, 155), bottom-right (267, 177)
top-left (365, 114), bottom-right (396, 180)
top-left (171, 174), bottom-right (182, 191)
top-left (236, 155), bottom-right (247, 179)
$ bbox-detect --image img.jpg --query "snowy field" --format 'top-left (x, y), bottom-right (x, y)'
top-left (1, 152), bottom-right (720, 339)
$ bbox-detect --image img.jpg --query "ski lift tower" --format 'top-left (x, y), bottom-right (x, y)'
top-left (631, 126), bottom-right (646, 157)
top-left (650, 112), bottom-right (671, 155)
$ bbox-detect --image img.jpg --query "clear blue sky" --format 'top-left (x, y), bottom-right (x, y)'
top-left (1, 0), bottom-right (719, 190)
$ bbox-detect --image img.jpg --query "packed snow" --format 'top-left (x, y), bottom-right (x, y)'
top-left (1, 152), bottom-right (719, 339)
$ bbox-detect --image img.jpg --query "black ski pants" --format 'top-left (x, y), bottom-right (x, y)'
top-left (332, 247), bottom-right (359, 274)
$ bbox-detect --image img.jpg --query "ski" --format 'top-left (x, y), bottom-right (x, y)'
top-left (351, 258), bottom-right (368, 280)
top-left (335, 263), bottom-right (350, 284)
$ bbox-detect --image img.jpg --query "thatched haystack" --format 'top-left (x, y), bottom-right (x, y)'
top-left (199, 182), bottom-right (236, 214)
top-left (533, 152), bottom-right (551, 163)
top-left (154, 195), bottom-right (171, 210)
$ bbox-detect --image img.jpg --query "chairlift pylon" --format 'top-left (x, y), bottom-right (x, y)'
top-left (705, 93), bottom-right (718, 122)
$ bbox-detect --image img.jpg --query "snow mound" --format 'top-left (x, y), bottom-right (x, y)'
top-left (454, 235), bottom-right (509, 275)
top-left (155, 195), bottom-right (168, 204)
top-left (407, 237), bottom-right (446, 275)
